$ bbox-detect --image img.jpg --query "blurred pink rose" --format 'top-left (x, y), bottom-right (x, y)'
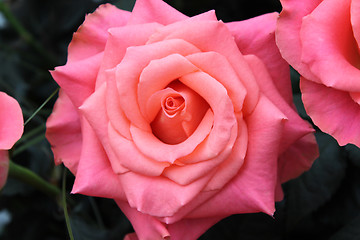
top-left (0, 92), bottom-right (24, 189)
top-left (276, 0), bottom-right (360, 146)
top-left (46, 0), bottom-right (318, 239)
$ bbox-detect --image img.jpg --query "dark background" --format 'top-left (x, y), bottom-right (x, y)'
top-left (1, 0), bottom-right (359, 239)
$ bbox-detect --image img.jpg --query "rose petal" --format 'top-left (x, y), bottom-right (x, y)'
top-left (228, 12), bottom-right (292, 104)
top-left (71, 117), bottom-right (126, 200)
top-left (68, 3), bottom-right (130, 63)
top-left (166, 216), bottom-right (222, 240)
top-left (118, 167), bottom-right (216, 218)
top-left (130, 109), bottom-right (214, 164)
top-left (278, 132), bottom-right (318, 183)
top-left (176, 116), bottom-right (239, 166)
top-left (179, 71), bottom-right (237, 160)
top-left (105, 69), bottom-right (131, 139)
top-left (108, 123), bottom-right (170, 176)
top-left (79, 83), bottom-right (129, 174)
top-left (161, 114), bottom-right (238, 186)
top-left (244, 54), bottom-right (315, 153)
top-left (301, 77), bottom-right (360, 146)
top-left (116, 39), bottom-right (200, 131)
top-left (51, 53), bottom-right (102, 108)
top-left (148, 20), bottom-right (260, 114)
top-left (159, 114), bottom-right (245, 224)
top-left (46, 90), bottom-right (81, 174)
top-left (123, 233), bottom-right (138, 240)
top-left (351, 0), bottom-right (360, 49)
top-left (300, 0), bottom-right (360, 91)
top-left (276, 0), bottom-right (322, 81)
top-left (0, 92), bottom-right (23, 150)
top-left (96, 22), bottom-right (163, 87)
top-left (185, 96), bottom-right (286, 218)
top-left (204, 115), bottom-right (246, 191)
top-left (116, 200), bottom-right (170, 240)
top-left (185, 52), bottom-right (246, 112)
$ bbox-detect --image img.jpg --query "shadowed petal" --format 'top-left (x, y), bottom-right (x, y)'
top-left (46, 90), bottom-right (81, 174)
top-left (301, 77), bottom-right (360, 146)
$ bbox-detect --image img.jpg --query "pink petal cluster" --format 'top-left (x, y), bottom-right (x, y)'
top-left (276, 0), bottom-right (360, 146)
top-left (0, 92), bottom-right (24, 189)
top-left (46, 0), bottom-right (318, 239)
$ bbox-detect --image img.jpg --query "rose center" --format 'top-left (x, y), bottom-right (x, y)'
top-left (162, 95), bottom-right (185, 117)
top-left (151, 81), bottom-right (209, 145)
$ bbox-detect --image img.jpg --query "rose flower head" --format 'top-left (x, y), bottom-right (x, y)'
top-left (46, 0), bottom-right (319, 239)
top-left (0, 92), bottom-right (24, 189)
top-left (276, 0), bottom-right (360, 147)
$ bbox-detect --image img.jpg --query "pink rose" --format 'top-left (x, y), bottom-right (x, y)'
top-left (276, 0), bottom-right (360, 146)
top-left (46, 0), bottom-right (318, 239)
top-left (0, 92), bottom-right (24, 189)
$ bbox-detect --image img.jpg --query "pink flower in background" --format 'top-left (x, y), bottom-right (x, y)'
top-left (0, 92), bottom-right (24, 189)
top-left (46, 0), bottom-right (318, 239)
top-left (276, 0), bottom-right (360, 146)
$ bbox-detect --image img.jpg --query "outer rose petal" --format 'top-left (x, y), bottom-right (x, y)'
top-left (276, 0), bottom-right (322, 81)
top-left (46, 90), bottom-right (82, 174)
top-left (51, 53), bottom-right (102, 108)
top-left (54, 3), bottom-right (131, 108)
top-left (244, 54), bottom-right (314, 152)
top-left (277, 0), bottom-right (360, 147)
top-left (71, 117), bottom-right (126, 200)
top-left (0, 151), bottom-right (9, 189)
top-left (118, 200), bottom-right (221, 240)
top-left (96, 23), bottom-right (163, 87)
top-left (301, 77), bottom-right (360, 146)
top-left (118, 168), bottom-right (217, 218)
top-left (227, 13), bottom-right (293, 104)
top-left (244, 54), bottom-right (318, 184)
top-left (79, 83), bottom-right (129, 174)
top-left (278, 133), bottom-right (318, 183)
top-left (117, 200), bottom-right (170, 240)
top-left (166, 217), bottom-right (221, 240)
top-left (300, 0), bottom-right (360, 92)
top-left (68, 4), bottom-right (131, 63)
top-left (0, 92), bottom-right (24, 150)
